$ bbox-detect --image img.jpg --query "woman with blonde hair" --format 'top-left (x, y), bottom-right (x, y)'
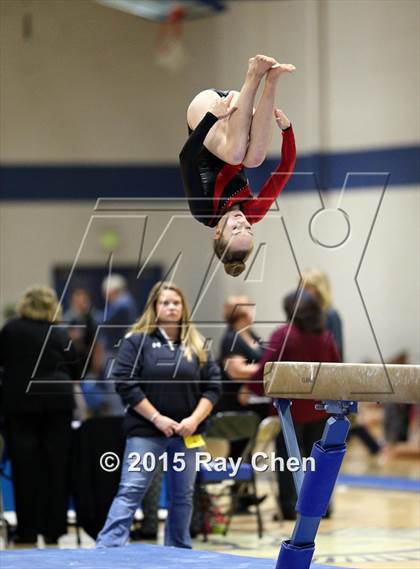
top-left (96, 281), bottom-right (221, 549)
top-left (0, 285), bottom-right (78, 545)
top-left (301, 269), bottom-right (344, 359)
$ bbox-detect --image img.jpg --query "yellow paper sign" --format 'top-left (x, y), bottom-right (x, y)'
top-left (183, 434), bottom-right (206, 449)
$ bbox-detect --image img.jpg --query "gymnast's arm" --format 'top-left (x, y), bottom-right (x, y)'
top-left (242, 112), bottom-right (296, 223)
top-left (179, 112), bottom-right (219, 163)
top-left (179, 112), bottom-right (219, 198)
top-left (179, 96), bottom-right (238, 193)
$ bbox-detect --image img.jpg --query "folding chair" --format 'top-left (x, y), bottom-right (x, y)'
top-left (253, 416), bottom-right (282, 519)
top-left (198, 411), bottom-right (263, 539)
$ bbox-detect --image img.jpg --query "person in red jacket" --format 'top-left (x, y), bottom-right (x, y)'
top-left (179, 55), bottom-right (296, 277)
top-left (250, 290), bottom-right (340, 520)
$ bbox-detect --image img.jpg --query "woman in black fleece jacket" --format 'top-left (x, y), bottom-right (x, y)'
top-left (0, 285), bottom-right (78, 545)
top-left (96, 281), bottom-right (221, 549)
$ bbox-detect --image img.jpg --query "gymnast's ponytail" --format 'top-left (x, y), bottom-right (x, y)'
top-left (223, 261), bottom-right (246, 277)
top-left (213, 237), bottom-right (252, 278)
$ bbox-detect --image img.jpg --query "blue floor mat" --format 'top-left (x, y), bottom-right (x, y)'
top-left (338, 473), bottom-right (420, 492)
top-left (0, 543), bottom-right (353, 569)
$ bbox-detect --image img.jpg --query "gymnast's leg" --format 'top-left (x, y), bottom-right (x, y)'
top-left (243, 62), bottom-right (295, 167)
top-left (187, 55), bottom-right (277, 165)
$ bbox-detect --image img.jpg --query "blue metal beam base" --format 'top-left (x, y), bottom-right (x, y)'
top-left (274, 399), bottom-right (354, 569)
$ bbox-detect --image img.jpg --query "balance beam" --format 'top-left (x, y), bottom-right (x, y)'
top-left (264, 362), bottom-right (420, 404)
top-left (265, 361), bottom-right (419, 568)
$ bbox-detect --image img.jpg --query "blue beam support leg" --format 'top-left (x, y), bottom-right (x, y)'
top-left (274, 399), bottom-right (352, 569)
top-left (274, 399), bottom-right (304, 495)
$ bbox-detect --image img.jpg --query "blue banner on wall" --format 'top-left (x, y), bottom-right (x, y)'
top-left (1, 145), bottom-right (418, 201)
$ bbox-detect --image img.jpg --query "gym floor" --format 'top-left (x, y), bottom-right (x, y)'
top-left (5, 434), bottom-right (417, 569)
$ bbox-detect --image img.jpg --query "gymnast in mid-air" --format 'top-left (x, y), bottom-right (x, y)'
top-left (179, 54), bottom-right (296, 277)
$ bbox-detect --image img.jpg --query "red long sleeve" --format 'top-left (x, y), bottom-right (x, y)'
top-left (249, 324), bottom-right (340, 423)
top-left (249, 327), bottom-right (287, 396)
top-left (242, 127), bottom-right (296, 224)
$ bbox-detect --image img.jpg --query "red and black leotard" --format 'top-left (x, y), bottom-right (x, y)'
top-left (179, 111), bottom-right (296, 227)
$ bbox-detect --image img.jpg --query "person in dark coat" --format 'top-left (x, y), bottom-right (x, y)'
top-left (218, 295), bottom-right (267, 512)
top-left (100, 274), bottom-right (138, 416)
top-left (251, 290), bottom-right (340, 520)
top-left (0, 285), bottom-right (78, 545)
top-left (218, 295), bottom-right (264, 413)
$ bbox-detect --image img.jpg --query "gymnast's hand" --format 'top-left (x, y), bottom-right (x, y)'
top-left (153, 414), bottom-right (180, 438)
top-left (210, 92), bottom-right (238, 120)
top-left (275, 108), bottom-right (291, 130)
top-left (174, 416), bottom-right (199, 438)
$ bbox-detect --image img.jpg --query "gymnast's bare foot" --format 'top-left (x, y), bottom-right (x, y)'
top-left (266, 63), bottom-right (296, 83)
top-left (248, 54), bottom-right (278, 79)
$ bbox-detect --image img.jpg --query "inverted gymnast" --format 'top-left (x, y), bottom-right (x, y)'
top-left (179, 55), bottom-right (297, 277)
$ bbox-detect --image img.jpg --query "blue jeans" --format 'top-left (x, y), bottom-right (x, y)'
top-left (96, 436), bottom-right (198, 548)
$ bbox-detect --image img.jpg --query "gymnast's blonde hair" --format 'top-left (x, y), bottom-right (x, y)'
top-left (130, 281), bottom-right (207, 365)
top-left (213, 236), bottom-right (253, 278)
top-left (18, 285), bottom-right (62, 323)
top-left (301, 269), bottom-right (332, 312)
